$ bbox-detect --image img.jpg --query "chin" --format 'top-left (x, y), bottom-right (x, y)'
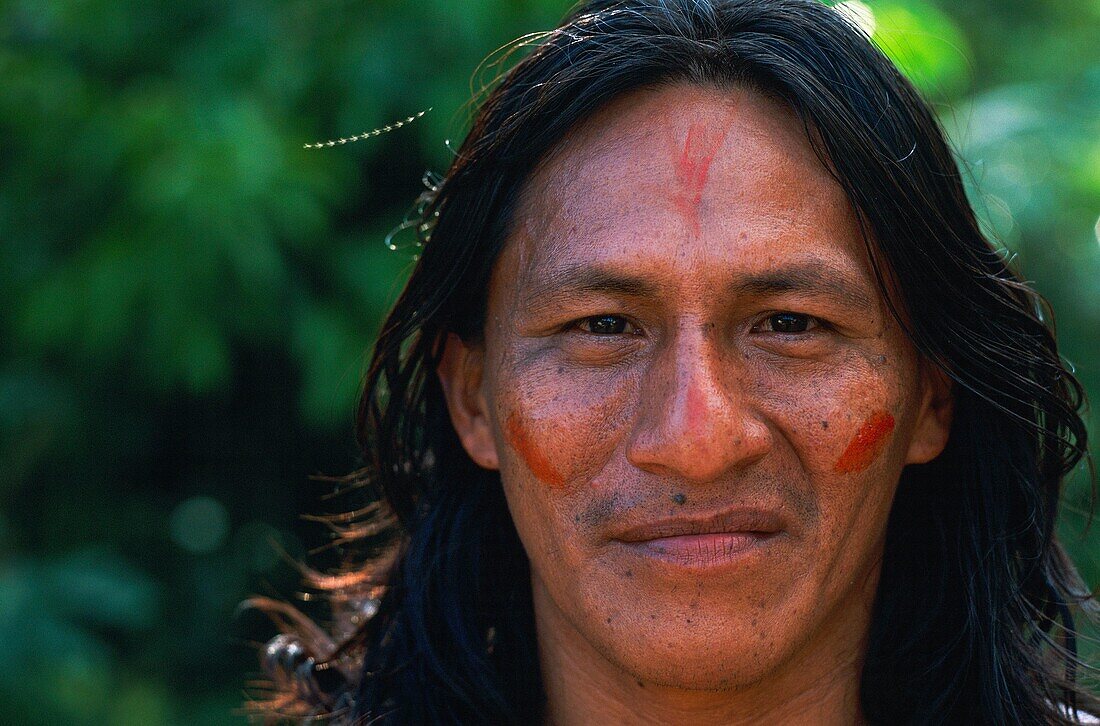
top-left (620, 641), bottom-right (784, 692)
top-left (596, 608), bottom-right (796, 691)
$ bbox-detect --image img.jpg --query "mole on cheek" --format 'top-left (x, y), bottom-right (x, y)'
top-left (505, 412), bottom-right (566, 488)
top-left (833, 410), bottom-right (895, 474)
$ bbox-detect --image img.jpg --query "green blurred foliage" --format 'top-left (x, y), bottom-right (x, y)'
top-left (1, 0), bottom-right (1097, 722)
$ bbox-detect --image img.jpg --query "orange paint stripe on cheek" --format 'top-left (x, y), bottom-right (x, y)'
top-left (833, 411), bottom-right (895, 474)
top-left (505, 413), bottom-right (566, 488)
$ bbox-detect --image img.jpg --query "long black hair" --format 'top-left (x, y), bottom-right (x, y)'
top-left (252, 0), bottom-right (1099, 722)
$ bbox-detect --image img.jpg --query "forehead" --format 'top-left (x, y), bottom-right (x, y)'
top-left (498, 83), bottom-right (874, 298)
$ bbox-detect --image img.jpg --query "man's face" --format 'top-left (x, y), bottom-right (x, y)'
top-left (439, 84), bottom-right (952, 690)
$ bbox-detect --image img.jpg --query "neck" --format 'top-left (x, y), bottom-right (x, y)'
top-left (534, 575), bottom-right (871, 726)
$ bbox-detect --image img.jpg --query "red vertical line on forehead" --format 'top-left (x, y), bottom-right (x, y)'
top-left (506, 411), bottom-right (567, 488)
top-left (833, 411), bottom-right (895, 474)
top-left (671, 122), bottom-right (728, 237)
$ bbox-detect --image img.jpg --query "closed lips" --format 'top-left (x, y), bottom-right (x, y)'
top-left (611, 508), bottom-right (785, 542)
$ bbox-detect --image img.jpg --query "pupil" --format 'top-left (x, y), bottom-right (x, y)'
top-left (590, 315), bottom-right (626, 334)
top-left (772, 313), bottom-right (808, 333)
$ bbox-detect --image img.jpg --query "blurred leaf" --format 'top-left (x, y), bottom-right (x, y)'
top-left (871, 0), bottom-right (972, 99)
top-left (290, 299), bottom-right (370, 429)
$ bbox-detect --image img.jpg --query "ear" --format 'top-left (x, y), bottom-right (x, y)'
top-left (436, 333), bottom-right (500, 470)
top-left (904, 359), bottom-right (955, 465)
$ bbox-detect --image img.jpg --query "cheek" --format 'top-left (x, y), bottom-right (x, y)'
top-left (505, 411), bottom-right (567, 488)
top-left (742, 351), bottom-right (902, 475)
top-left (833, 410), bottom-right (895, 474)
top-left (499, 365), bottom-right (634, 490)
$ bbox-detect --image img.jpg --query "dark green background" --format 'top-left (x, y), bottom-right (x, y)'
top-left (2, 1), bottom-right (1097, 722)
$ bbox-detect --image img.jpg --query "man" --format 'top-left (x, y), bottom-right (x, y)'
top-left (255, 0), bottom-right (1098, 723)
top-left (437, 80), bottom-right (956, 724)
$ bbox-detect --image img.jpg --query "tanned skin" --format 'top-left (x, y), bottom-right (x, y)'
top-left (437, 84), bottom-right (954, 725)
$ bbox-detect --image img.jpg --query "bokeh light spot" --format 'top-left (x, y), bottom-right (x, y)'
top-left (169, 496), bottom-right (230, 553)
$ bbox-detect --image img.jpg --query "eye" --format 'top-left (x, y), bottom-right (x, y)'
top-left (754, 312), bottom-right (821, 334)
top-left (575, 314), bottom-right (641, 335)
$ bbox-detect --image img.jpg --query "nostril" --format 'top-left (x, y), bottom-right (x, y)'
top-left (626, 411), bottom-right (769, 482)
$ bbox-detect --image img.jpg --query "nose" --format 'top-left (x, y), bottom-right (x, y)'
top-left (625, 329), bottom-right (771, 482)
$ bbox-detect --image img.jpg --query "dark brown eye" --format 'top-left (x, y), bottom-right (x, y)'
top-left (764, 312), bottom-right (815, 333)
top-left (580, 315), bottom-right (635, 335)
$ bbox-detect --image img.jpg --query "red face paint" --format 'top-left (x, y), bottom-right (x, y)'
top-left (833, 411), bottom-right (895, 474)
top-left (671, 122), bottom-right (728, 236)
top-left (506, 412), bottom-right (566, 488)
top-left (684, 384), bottom-right (706, 434)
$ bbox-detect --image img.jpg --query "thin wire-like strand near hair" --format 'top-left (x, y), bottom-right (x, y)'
top-left (304, 109), bottom-right (431, 149)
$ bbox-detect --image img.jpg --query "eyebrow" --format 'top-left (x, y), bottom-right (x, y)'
top-left (520, 264), bottom-right (660, 314)
top-left (726, 264), bottom-right (874, 310)
top-left (519, 260), bottom-right (874, 313)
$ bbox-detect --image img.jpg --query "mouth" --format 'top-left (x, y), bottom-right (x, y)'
top-left (610, 508), bottom-right (785, 569)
